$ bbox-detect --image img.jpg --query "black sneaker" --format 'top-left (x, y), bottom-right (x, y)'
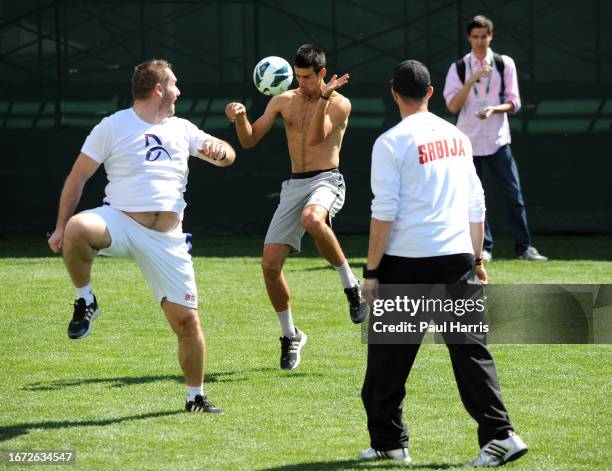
top-left (185, 394), bottom-right (224, 414)
top-left (279, 328), bottom-right (307, 370)
top-left (67, 296), bottom-right (100, 339)
top-left (344, 284), bottom-right (369, 324)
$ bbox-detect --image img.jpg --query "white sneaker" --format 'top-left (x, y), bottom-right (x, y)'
top-left (359, 447), bottom-right (411, 464)
top-left (468, 433), bottom-right (528, 467)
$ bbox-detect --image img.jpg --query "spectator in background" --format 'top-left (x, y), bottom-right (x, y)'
top-left (443, 15), bottom-right (547, 261)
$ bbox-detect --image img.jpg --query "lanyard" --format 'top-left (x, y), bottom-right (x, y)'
top-left (467, 50), bottom-right (493, 97)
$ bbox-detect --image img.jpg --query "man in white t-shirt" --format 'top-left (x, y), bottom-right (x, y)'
top-left (358, 60), bottom-right (528, 467)
top-left (48, 59), bottom-right (235, 413)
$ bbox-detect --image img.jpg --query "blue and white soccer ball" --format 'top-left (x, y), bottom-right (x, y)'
top-left (253, 56), bottom-right (293, 96)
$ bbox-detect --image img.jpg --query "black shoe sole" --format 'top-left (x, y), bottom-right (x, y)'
top-left (350, 303), bottom-right (369, 324)
top-left (503, 447), bottom-right (528, 465)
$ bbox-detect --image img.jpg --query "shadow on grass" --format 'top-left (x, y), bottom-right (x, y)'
top-left (22, 368), bottom-right (323, 392)
top-left (262, 460), bottom-right (463, 470)
top-left (0, 410), bottom-right (182, 442)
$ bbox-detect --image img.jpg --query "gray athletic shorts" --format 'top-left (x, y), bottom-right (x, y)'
top-left (264, 169), bottom-right (346, 253)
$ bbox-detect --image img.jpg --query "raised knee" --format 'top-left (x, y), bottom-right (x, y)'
top-left (64, 214), bottom-right (91, 241)
top-left (301, 211), bottom-right (325, 233)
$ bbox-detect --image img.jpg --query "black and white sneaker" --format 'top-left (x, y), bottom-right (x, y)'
top-left (67, 296), bottom-right (100, 339)
top-left (185, 394), bottom-right (224, 414)
top-left (279, 328), bottom-right (307, 370)
top-left (344, 283), bottom-right (369, 324)
top-left (468, 432), bottom-right (528, 467)
top-left (359, 447), bottom-right (411, 464)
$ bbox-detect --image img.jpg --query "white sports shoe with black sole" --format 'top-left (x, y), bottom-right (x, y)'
top-left (468, 433), bottom-right (528, 467)
top-left (359, 447), bottom-right (411, 464)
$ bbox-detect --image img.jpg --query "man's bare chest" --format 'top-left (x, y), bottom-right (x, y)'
top-left (282, 99), bottom-right (319, 131)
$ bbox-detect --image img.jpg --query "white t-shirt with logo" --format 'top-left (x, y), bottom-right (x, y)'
top-left (371, 111), bottom-right (485, 258)
top-left (82, 108), bottom-right (211, 213)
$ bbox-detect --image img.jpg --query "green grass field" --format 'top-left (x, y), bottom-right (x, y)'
top-left (0, 235), bottom-right (611, 470)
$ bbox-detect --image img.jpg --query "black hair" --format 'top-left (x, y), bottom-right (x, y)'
top-left (294, 44), bottom-right (326, 73)
top-left (466, 15), bottom-right (493, 35)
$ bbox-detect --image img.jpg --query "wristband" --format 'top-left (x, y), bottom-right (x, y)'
top-left (320, 94), bottom-right (330, 101)
top-left (474, 257), bottom-right (484, 268)
top-left (362, 263), bottom-right (379, 279)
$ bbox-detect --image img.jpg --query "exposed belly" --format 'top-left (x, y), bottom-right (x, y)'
top-left (287, 138), bottom-right (339, 172)
top-left (122, 210), bottom-right (180, 232)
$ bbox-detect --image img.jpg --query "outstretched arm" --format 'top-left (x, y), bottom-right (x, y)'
top-left (225, 96), bottom-right (284, 149)
top-left (307, 73), bottom-right (350, 147)
top-left (48, 153), bottom-right (100, 253)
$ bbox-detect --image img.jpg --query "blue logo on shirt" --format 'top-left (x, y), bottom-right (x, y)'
top-left (144, 134), bottom-right (172, 161)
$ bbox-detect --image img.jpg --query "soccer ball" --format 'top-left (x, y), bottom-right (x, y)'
top-left (253, 56), bottom-right (293, 96)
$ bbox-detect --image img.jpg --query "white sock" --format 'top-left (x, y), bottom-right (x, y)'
top-left (186, 385), bottom-right (203, 401)
top-left (277, 308), bottom-right (296, 338)
top-left (334, 261), bottom-right (359, 289)
top-left (76, 283), bottom-right (94, 305)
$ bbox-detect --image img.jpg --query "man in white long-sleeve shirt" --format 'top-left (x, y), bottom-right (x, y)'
top-left (358, 60), bottom-right (528, 467)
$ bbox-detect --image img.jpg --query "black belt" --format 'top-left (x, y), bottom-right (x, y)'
top-left (290, 167), bottom-right (338, 179)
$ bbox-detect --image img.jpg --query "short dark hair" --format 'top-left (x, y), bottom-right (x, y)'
top-left (466, 15), bottom-right (493, 35)
top-left (294, 44), bottom-right (326, 73)
top-left (132, 59), bottom-right (172, 101)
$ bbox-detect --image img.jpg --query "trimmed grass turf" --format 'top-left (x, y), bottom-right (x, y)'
top-left (0, 235), bottom-right (611, 470)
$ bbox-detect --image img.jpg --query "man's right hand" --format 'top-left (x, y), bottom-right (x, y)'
top-left (467, 64), bottom-right (492, 85)
top-left (225, 102), bottom-right (246, 123)
top-left (48, 228), bottom-right (64, 254)
top-left (362, 278), bottom-right (379, 307)
top-left (476, 265), bottom-right (488, 285)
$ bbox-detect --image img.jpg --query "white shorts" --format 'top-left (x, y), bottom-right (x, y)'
top-left (84, 206), bottom-right (198, 308)
top-left (264, 169), bottom-right (346, 253)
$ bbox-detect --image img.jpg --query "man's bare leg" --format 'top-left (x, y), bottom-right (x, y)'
top-left (301, 205), bottom-right (368, 323)
top-left (63, 212), bottom-right (111, 339)
top-left (63, 212), bottom-right (111, 287)
top-left (261, 243), bottom-right (292, 312)
top-left (261, 243), bottom-right (306, 369)
top-left (162, 298), bottom-right (222, 413)
top-left (300, 205), bottom-right (347, 266)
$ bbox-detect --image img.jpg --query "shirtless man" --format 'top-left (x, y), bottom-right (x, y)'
top-left (225, 44), bottom-right (368, 371)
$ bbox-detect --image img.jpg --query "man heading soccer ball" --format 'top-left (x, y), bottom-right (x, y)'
top-left (225, 43), bottom-right (368, 371)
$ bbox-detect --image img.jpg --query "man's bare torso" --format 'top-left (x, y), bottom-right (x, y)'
top-left (280, 89), bottom-right (348, 173)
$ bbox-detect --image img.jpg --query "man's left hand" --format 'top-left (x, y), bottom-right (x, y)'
top-left (362, 278), bottom-right (379, 306)
top-left (198, 139), bottom-right (226, 161)
top-left (476, 106), bottom-right (495, 120)
top-left (321, 73), bottom-right (350, 99)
